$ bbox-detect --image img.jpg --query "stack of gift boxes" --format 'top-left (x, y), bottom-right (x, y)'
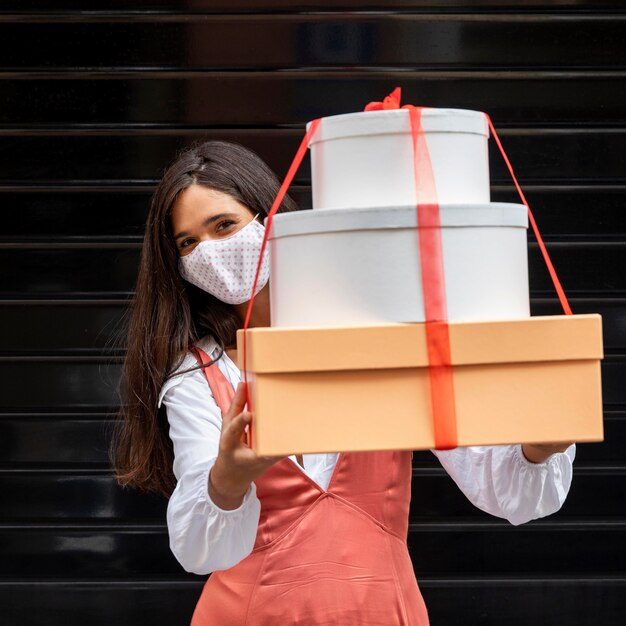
top-left (237, 103), bottom-right (604, 456)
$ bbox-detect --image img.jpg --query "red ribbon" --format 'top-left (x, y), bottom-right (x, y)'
top-left (484, 115), bottom-right (572, 316)
top-left (242, 119), bottom-right (321, 447)
top-left (365, 87), bottom-right (404, 111)
top-left (407, 106), bottom-right (458, 450)
top-left (367, 88), bottom-right (458, 448)
top-left (366, 88), bottom-right (572, 449)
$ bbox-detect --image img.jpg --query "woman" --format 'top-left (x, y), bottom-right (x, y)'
top-left (113, 140), bottom-right (575, 625)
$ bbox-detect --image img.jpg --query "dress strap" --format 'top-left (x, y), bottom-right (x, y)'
top-left (190, 346), bottom-right (235, 415)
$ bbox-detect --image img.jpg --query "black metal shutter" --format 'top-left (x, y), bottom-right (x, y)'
top-left (1, 2), bottom-right (624, 624)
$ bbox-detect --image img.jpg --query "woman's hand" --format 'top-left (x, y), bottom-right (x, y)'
top-left (209, 382), bottom-right (283, 510)
top-left (521, 442), bottom-right (574, 464)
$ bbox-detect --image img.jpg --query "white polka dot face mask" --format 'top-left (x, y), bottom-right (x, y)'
top-left (178, 214), bottom-right (270, 304)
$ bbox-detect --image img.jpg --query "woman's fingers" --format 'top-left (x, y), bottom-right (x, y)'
top-left (219, 383), bottom-right (286, 473)
top-left (221, 411), bottom-right (252, 450)
top-left (221, 383), bottom-right (252, 450)
top-left (222, 382), bottom-right (248, 428)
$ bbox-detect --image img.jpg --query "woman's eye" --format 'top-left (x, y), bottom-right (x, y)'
top-left (180, 238), bottom-right (195, 249)
top-left (216, 220), bottom-right (236, 232)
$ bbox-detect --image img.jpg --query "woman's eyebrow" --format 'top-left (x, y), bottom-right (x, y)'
top-left (174, 212), bottom-right (239, 240)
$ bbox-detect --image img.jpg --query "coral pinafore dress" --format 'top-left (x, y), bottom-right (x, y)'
top-left (190, 347), bottom-right (429, 625)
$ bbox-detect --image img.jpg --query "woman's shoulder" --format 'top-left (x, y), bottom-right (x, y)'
top-left (157, 335), bottom-right (218, 407)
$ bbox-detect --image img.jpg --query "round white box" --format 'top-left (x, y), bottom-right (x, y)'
top-left (307, 108), bottom-right (490, 210)
top-left (268, 204), bottom-right (529, 327)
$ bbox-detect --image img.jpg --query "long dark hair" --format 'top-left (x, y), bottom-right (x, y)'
top-left (112, 140), bottom-right (298, 497)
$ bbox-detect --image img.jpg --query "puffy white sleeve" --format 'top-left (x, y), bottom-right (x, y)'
top-left (161, 368), bottom-right (261, 575)
top-left (432, 444), bottom-right (576, 526)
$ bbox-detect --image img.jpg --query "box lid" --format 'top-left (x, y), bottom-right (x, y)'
top-left (306, 108), bottom-right (489, 145)
top-left (268, 204), bottom-right (528, 239)
top-left (238, 315), bottom-right (603, 374)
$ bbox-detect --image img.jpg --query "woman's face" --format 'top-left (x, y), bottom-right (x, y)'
top-left (170, 184), bottom-right (256, 257)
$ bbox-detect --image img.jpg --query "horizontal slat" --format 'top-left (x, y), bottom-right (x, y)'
top-left (411, 469), bottom-right (626, 522)
top-left (0, 362), bottom-right (121, 410)
top-left (0, 357), bottom-right (622, 411)
top-left (0, 356), bottom-right (621, 410)
top-left (0, 132), bottom-right (286, 182)
top-left (1, 243), bottom-right (624, 297)
top-left (1, 579), bottom-right (625, 626)
top-left (2, 186), bottom-right (626, 241)
top-left (0, 473), bottom-right (166, 522)
top-left (527, 243), bottom-right (626, 295)
top-left (0, 188), bottom-right (310, 241)
top-left (492, 186), bottom-right (626, 240)
top-left (1, 582), bottom-right (199, 626)
top-left (0, 522), bottom-right (624, 578)
top-left (0, 303), bottom-right (127, 355)
top-left (420, 578), bottom-right (626, 626)
top-left (1, 76), bottom-right (626, 126)
top-left (0, 417), bottom-right (112, 467)
top-left (0, 413), bottom-right (622, 468)
top-left (0, 131), bottom-right (623, 183)
top-left (0, 412), bottom-right (626, 466)
top-left (414, 416), bottom-right (625, 468)
top-left (0, 192), bottom-right (148, 241)
top-left (1, 470), bottom-right (623, 522)
top-left (2, 1), bottom-right (625, 13)
top-left (408, 524), bottom-right (626, 577)
top-left (0, 297), bottom-right (624, 355)
top-left (0, 17), bottom-right (625, 71)
top-left (0, 528), bottom-right (185, 579)
top-left (1, 413), bottom-right (620, 469)
top-left (0, 248), bottom-right (141, 297)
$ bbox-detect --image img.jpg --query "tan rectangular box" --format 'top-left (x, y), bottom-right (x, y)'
top-left (236, 315), bottom-right (604, 456)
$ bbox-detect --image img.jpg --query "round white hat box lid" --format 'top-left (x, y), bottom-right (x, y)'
top-left (268, 204), bottom-right (529, 327)
top-left (307, 108), bottom-right (490, 210)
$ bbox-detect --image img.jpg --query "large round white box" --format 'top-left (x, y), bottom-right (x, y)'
top-left (269, 204), bottom-right (529, 327)
top-left (307, 108), bottom-right (490, 210)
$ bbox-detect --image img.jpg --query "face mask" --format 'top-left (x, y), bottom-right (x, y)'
top-left (178, 215), bottom-right (270, 304)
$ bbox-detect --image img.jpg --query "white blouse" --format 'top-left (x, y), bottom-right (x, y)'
top-left (160, 336), bottom-right (576, 576)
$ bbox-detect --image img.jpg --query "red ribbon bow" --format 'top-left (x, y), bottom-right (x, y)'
top-left (364, 86), bottom-right (406, 111)
top-left (364, 86), bottom-right (426, 112)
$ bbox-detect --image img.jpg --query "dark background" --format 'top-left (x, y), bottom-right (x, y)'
top-left (1, 1), bottom-right (625, 624)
